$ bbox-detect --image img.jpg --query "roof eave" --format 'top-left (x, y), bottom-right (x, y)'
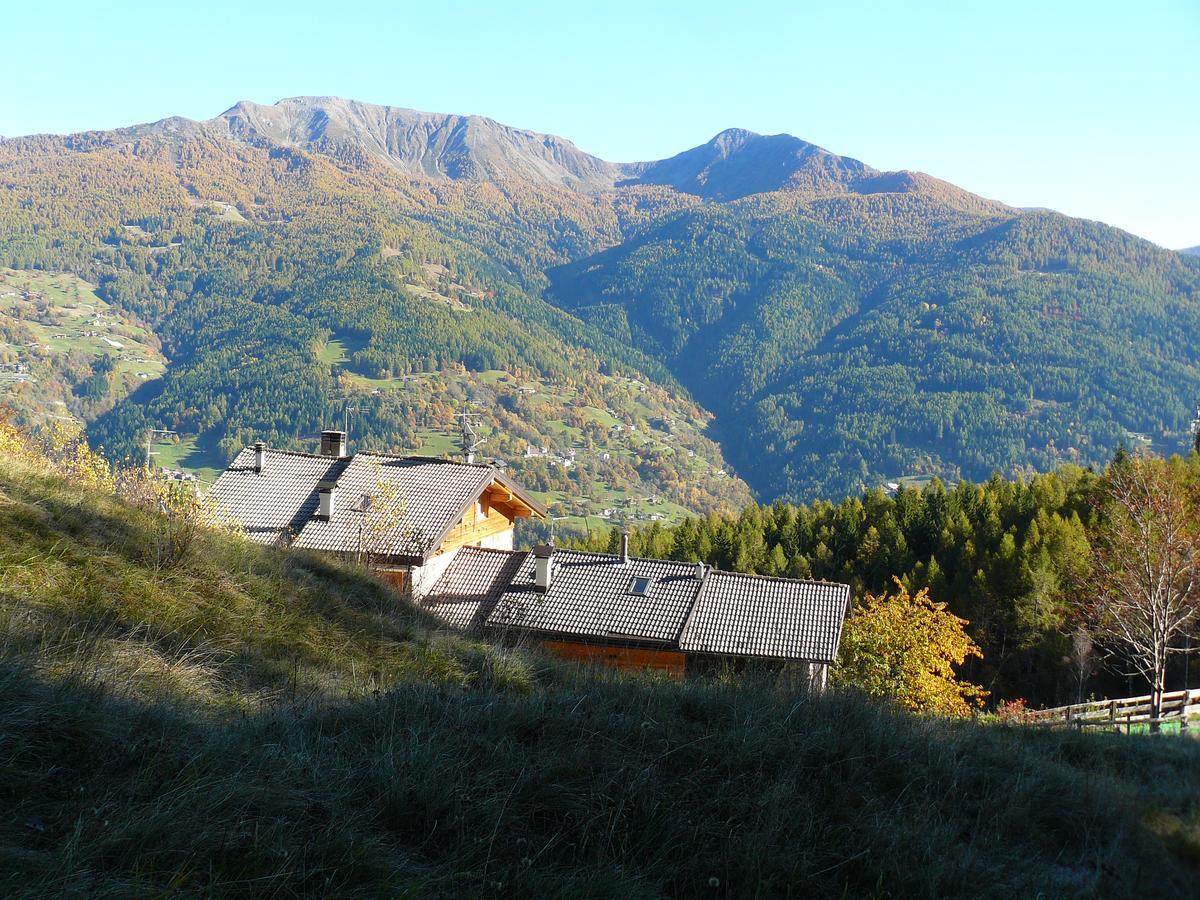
top-left (485, 622), bottom-right (677, 650)
top-left (493, 470), bottom-right (548, 518)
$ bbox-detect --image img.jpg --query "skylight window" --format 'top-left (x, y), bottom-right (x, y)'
top-left (627, 575), bottom-right (651, 596)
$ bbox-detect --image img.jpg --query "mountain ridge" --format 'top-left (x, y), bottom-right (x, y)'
top-left (1, 95), bottom-right (1195, 504)
top-left (6, 95), bottom-right (1010, 210)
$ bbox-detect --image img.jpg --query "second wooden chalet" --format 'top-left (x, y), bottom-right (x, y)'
top-left (421, 533), bottom-right (851, 689)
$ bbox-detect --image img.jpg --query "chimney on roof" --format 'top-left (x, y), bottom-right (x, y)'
top-left (320, 430), bottom-right (348, 458)
top-left (253, 441), bottom-right (266, 474)
top-left (533, 544), bottom-right (554, 591)
top-left (317, 480), bottom-right (337, 520)
top-left (620, 530), bottom-right (630, 566)
top-left (696, 561), bottom-right (706, 580)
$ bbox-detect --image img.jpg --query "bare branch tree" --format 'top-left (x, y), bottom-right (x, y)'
top-left (1088, 454), bottom-right (1200, 726)
top-left (352, 459), bottom-right (424, 583)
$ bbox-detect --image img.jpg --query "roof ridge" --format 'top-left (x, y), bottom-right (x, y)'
top-left (241, 446), bottom-right (496, 469)
top-left (706, 568), bottom-right (851, 589)
top-left (552, 548), bottom-right (696, 567)
top-left (357, 451), bottom-right (493, 468)
top-left (674, 559), bottom-right (711, 645)
top-left (254, 447), bottom-right (334, 460)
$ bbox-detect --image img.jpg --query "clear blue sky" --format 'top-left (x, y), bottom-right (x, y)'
top-left (5, 0), bottom-right (1197, 248)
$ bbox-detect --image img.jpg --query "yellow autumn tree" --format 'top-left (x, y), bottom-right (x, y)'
top-left (0, 407), bottom-right (114, 493)
top-left (833, 578), bottom-right (988, 717)
top-left (44, 418), bottom-right (115, 493)
top-left (0, 409), bottom-right (41, 466)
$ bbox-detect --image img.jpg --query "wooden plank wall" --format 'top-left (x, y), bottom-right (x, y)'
top-left (541, 640), bottom-right (686, 675)
top-left (436, 491), bottom-right (518, 555)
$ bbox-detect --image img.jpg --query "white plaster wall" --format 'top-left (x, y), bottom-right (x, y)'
top-left (409, 547), bottom-right (462, 600)
top-left (478, 528), bottom-right (514, 551)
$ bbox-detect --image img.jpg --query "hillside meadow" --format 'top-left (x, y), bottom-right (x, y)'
top-left (0, 453), bottom-right (1199, 897)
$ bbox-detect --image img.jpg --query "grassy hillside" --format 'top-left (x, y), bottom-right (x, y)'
top-left (1, 458), bottom-right (1199, 896)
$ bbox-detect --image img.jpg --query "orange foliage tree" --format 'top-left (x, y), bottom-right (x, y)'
top-left (833, 577), bottom-right (988, 717)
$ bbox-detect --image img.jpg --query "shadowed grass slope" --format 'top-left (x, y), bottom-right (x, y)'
top-left (0, 459), bottom-right (1198, 897)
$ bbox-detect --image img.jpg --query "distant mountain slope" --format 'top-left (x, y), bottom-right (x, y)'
top-left (551, 196), bottom-right (1200, 500)
top-left (0, 114), bottom-right (751, 518)
top-left (130, 97), bottom-right (1002, 208)
top-left (1180, 245), bottom-right (1200, 256)
top-left (619, 128), bottom-right (1009, 211)
top-left (621, 128), bottom-right (874, 200)
top-left (1, 96), bottom-right (1196, 504)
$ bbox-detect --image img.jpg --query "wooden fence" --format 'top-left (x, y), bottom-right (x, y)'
top-left (1023, 688), bottom-right (1200, 733)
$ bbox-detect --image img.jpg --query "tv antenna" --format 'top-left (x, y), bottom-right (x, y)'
top-left (343, 403), bottom-right (362, 447)
top-left (456, 411), bottom-right (486, 463)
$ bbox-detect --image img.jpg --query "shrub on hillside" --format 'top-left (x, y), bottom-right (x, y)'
top-left (0, 407), bottom-right (114, 492)
top-left (834, 577), bottom-right (988, 716)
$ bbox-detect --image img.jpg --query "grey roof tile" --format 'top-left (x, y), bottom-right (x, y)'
top-left (291, 453), bottom-right (493, 561)
top-left (209, 448), bottom-right (346, 544)
top-left (679, 571), bottom-right (850, 663)
top-left (209, 448), bottom-right (543, 562)
top-left (421, 547), bottom-right (528, 632)
top-left (486, 550), bottom-right (702, 644)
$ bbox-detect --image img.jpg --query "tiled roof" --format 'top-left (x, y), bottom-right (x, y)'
top-left (420, 546), bottom-right (527, 632)
top-left (426, 546), bottom-right (851, 663)
top-left (291, 453), bottom-right (494, 561)
top-left (486, 550), bottom-right (703, 644)
top-left (209, 448), bottom-right (346, 544)
top-left (679, 571), bottom-right (850, 664)
top-left (209, 447), bottom-right (543, 563)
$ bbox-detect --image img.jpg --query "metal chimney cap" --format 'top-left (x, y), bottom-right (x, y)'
top-left (532, 544), bottom-right (554, 559)
top-left (317, 480), bottom-right (338, 491)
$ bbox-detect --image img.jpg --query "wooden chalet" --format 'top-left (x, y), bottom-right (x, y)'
top-left (209, 430), bottom-right (546, 593)
top-left (421, 534), bottom-right (851, 689)
top-left (210, 431), bottom-right (850, 687)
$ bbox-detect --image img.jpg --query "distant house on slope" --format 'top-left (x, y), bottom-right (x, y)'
top-left (422, 535), bottom-right (851, 689)
top-left (209, 430), bottom-right (546, 594)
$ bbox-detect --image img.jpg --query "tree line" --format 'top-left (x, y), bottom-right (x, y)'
top-left (575, 452), bottom-right (1200, 708)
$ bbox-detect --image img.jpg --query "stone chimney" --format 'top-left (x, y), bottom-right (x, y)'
top-left (620, 530), bottom-right (630, 565)
top-left (317, 480), bottom-right (337, 520)
top-left (533, 544), bottom-right (554, 591)
top-left (320, 430), bottom-right (348, 458)
top-left (253, 441), bottom-right (266, 474)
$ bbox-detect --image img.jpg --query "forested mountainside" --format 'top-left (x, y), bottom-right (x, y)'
top-left (551, 194), bottom-right (1200, 499)
top-left (0, 117), bottom-right (749, 519)
top-left (1, 96), bottom-right (1197, 505)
